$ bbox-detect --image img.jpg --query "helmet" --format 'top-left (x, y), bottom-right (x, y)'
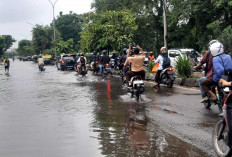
top-left (80, 53), bottom-right (84, 56)
top-left (160, 47), bottom-right (167, 53)
top-left (77, 53), bottom-right (81, 56)
top-left (102, 50), bottom-right (107, 55)
top-left (209, 42), bottom-right (224, 56)
top-left (208, 39), bottom-right (219, 47)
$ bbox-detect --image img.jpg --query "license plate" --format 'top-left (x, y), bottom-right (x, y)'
top-left (106, 68), bottom-right (110, 70)
top-left (133, 80), bottom-right (144, 84)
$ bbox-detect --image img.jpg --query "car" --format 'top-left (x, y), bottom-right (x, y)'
top-left (21, 56), bottom-right (29, 61)
top-left (56, 54), bottom-right (76, 71)
top-left (168, 48), bottom-right (202, 67)
top-left (42, 54), bottom-right (53, 65)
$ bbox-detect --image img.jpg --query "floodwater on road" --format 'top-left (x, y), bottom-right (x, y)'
top-left (0, 60), bottom-right (207, 157)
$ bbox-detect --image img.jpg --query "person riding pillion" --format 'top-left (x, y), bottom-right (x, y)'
top-left (201, 42), bottom-right (232, 101)
top-left (153, 47), bottom-right (171, 86)
top-left (124, 45), bottom-right (146, 84)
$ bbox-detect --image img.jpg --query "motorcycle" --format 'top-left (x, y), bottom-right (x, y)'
top-left (158, 66), bottom-right (175, 88)
top-left (38, 64), bottom-right (45, 72)
top-left (128, 75), bottom-right (145, 101)
top-left (103, 63), bottom-right (112, 76)
top-left (78, 64), bottom-right (87, 77)
top-left (92, 61), bottom-right (100, 74)
top-left (212, 85), bottom-right (232, 156)
top-left (203, 84), bottom-right (229, 112)
top-left (110, 58), bottom-right (118, 69)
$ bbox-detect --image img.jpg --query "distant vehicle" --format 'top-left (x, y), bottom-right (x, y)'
top-left (27, 56), bottom-right (32, 61)
top-left (42, 54), bottom-right (53, 65)
top-left (168, 48), bottom-right (202, 67)
top-left (32, 55), bottom-right (38, 63)
top-left (21, 56), bottom-right (29, 61)
top-left (56, 54), bottom-right (76, 71)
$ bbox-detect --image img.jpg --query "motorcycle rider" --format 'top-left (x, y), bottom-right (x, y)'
top-left (111, 51), bottom-right (118, 68)
top-left (148, 51), bottom-right (154, 62)
top-left (193, 40), bottom-right (216, 102)
top-left (38, 54), bottom-right (44, 71)
top-left (201, 42), bottom-right (232, 101)
top-left (153, 47), bottom-right (171, 87)
top-left (76, 53), bottom-right (87, 73)
top-left (3, 56), bottom-right (10, 72)
top-left (100, 50), bottom-right (112, 75)
top-left (119, 48), bottom-right (128, 81)
top-left (124, 45), bottom-right (146, 85)
top-left (91, 51), bottom-right (100, 71)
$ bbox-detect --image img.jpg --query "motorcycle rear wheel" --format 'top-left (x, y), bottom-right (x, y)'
top-left (213, 120), bottom-right (232, 157)
top-left (167, 79), bottom-right (173, 88)
top-left (204, 99), bottom-right (211, 109)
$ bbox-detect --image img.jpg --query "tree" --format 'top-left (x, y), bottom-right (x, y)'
top-left (32, 25), bottom-right (61, 54)
top-left (56, 38), bottom-right (74, 55)
top-left (80, 10), bottom-right (137, 52)
top-left (55, 12), bottom-right (83, 51)
top-left (17, 40), bottom-right (34, 56)
top-left (0, 35), bottom-right (16, 57)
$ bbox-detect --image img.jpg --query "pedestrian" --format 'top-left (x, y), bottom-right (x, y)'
top-left (3, 56), bottom-right (10, 73)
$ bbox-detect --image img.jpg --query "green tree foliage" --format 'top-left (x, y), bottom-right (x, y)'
top-left (32, 25), bottom-right (60, 53)
top-left (0, 35), bottom-right (16, 57)
top-left (80, 10), bottom-right (137, 52)
top-left (56, 38), bottom-right (74, 55)
top-left (17, 40), bottom-right (34, 56)
top-left (55, 12), bottom-right (83, 51)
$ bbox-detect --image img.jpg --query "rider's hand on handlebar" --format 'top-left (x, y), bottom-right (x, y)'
top-left (219, 79), bottom-right (231, 86)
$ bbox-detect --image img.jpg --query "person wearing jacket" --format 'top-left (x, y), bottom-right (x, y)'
top-left (201, 42), bottom-right (232, 101)
top-left (153, 47), bottom-right (170, 86)
top-left (100, 50), bottom-right (112, 75)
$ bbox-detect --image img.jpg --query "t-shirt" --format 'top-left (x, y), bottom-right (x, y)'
top-left (124, 55), bottom-right (145, 72)
top-left (38, 58), bottom-right (44, 65)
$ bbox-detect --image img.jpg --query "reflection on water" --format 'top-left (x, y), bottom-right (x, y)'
top-left (0, 61), bottom-right (207, 157)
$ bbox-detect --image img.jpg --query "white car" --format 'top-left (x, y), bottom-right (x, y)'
top-left (168, 49), bottom-right (202, 68)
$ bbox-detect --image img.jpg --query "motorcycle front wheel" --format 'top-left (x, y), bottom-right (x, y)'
top-left (213, 119), bottom-right (232, 157)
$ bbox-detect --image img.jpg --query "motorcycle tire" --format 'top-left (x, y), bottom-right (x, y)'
top-left (167, 79), bottom-right (174, 88)
top-left (213, 120), bottom-right (232, 157)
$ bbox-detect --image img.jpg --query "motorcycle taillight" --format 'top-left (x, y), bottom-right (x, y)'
top-left (106, 64), bottom-right (110, 67)
top-left (169, 67), bottom-right (173, 71)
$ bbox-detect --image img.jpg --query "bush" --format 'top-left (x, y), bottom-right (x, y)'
top-left (148, 61), bottom-right (154, 73)
top-left (175, 55), bottom-right (192, 78)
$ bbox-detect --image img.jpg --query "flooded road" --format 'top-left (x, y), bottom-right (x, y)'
top-left (0, 60), bottom-right (213, 156)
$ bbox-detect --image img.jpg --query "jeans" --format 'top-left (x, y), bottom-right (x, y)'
top-left (100, 65), bottom-right (112, 74)
top-left (198, 77), bottom-right (207, 97)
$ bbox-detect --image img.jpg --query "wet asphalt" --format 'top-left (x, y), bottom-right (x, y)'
top-left (0, 60), bottom-right (219, 157)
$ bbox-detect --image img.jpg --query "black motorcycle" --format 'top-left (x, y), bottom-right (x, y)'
top-left (92, 61), bottom-right (100, 74)
top-left (158, 66), bottom-right (175, 88)
top-left (128, 75), bottom-right (145, 101)
top-left (38, 64), bottom-right (45, 72)
top-left (203, 84), bottom-right (229, 112)
top-left (103, 63), bottom-right (112, 76)
top-left (79, 64), bottom-right (87, 77)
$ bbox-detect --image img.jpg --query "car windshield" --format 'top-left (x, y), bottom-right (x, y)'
top-left (63, 56), bottom-right (74, 60)
top-left (169, 51), bottom-right (180, 57)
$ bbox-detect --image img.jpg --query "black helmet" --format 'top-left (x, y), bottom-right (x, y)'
top-left (123, 48), bottom-right (127, 54)
top-left (102, 50), bottom-right (107, 55)
top-left (80, 53), bottom-right (84, 56)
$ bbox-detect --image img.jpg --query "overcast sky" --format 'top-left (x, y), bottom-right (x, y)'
top-left (0, 0), bottom-right (93, 48)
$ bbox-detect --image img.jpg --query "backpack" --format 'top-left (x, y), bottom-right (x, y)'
top-left (80, 56), bottom-right (85, 65)
top-left (162, 56), bottom-right (170, 69)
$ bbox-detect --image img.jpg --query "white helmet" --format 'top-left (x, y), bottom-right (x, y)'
top-left (208, 39), bottom-right (219, 47)
top-left (209, 42), bottom-right (224, 56)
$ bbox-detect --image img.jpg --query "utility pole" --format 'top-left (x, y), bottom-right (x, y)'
top-left (48, 0), bottom-right (59, 56)
top-left (163, 0), bottom-right (168, 49)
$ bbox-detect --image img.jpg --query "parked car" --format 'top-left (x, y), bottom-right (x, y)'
top-left (21, 56), bottom-right (29, 61)
top-left (56, 54), bottom-right (76, 71)
top-left (168, 48), bottom-right (202, 67)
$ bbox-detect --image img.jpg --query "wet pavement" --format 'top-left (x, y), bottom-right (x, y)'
top-left (0, 60), bottom-right (217, 156)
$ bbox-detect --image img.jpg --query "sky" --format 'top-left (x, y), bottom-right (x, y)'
top-left (0, 0), bottom-right (93, 49)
